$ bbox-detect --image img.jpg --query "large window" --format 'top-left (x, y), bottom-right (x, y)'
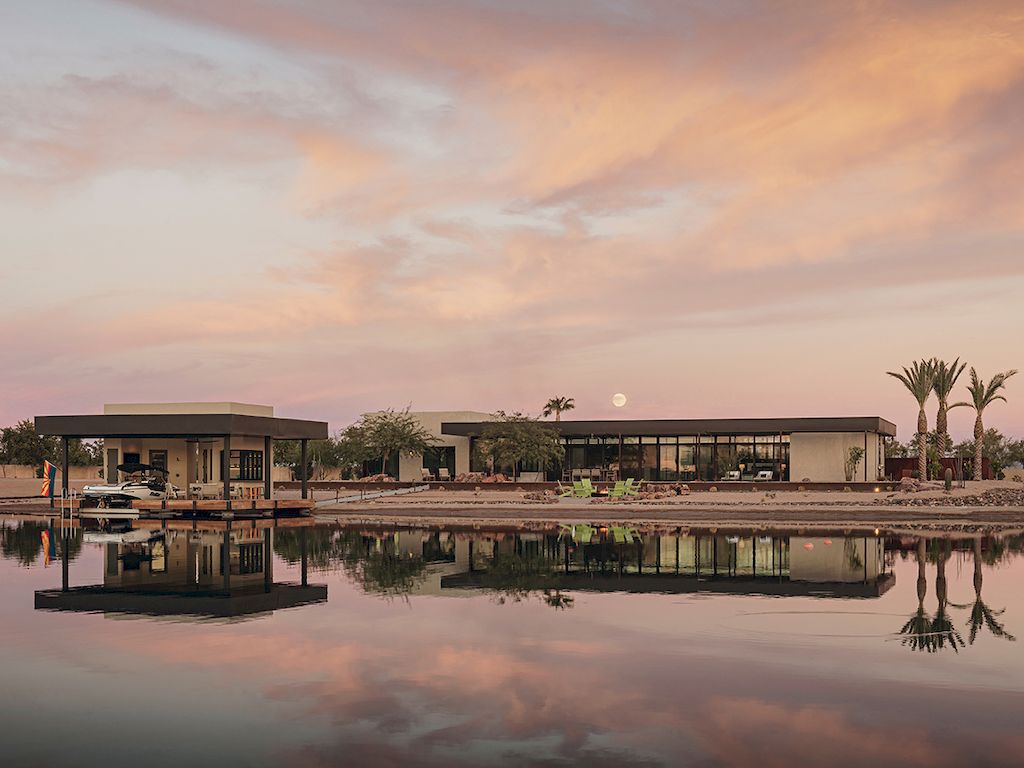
top-left (423, 446), bottom-right (456, 478)
top-left (553, 432), bottom-right (789, 481)
top-left (148, 450), bottom-right (167, 473)
top-left (219, 450), bottom-right (263, 481)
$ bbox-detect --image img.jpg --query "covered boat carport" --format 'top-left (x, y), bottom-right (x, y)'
top-left (34, 408), bottom-right (328, 503)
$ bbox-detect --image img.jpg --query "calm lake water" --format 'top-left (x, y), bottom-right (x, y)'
top-left (2, 516), bottom-right (1022, 767)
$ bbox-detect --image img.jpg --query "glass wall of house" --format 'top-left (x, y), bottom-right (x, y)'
top-left (362, 453), bottom-right (400, 479)
top-left (422, 446), bottom-right (456, 479)
top-left (554, 433), bottom-right (791, 481)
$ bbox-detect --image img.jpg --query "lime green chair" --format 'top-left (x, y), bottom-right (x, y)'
top-left (608, 480), bottom-right (628, 498)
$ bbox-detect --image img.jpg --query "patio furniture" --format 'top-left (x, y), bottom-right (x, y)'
top-left (421, 468), bottom-right (435, 482)
top-left (624, 478), bottom-right (643, 496)
top-left (753, 470), bottom-right (774, 481)
top-left (190, 482), bottom-right (222, 499)
top-left (608, 480), bottom-right (628, 498)
top-left (721, 470), bottom-right (741, 481)
top-left (558, 481), bottom-right (577, 497)
top-left (438, 467), bottom-right (451, 481)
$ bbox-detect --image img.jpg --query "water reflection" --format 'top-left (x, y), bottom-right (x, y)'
top-left (1, 518), bottom-right (82, 566)
top-left (288, 526), bottom-right (896, 601)
top-left (28, 520), bottom-right (327, 620)
top-left (274, 524), bottom-right (1021, 657)
top-left (3, 516), bottom-right (1024, 767)
top-left (952, 536), bottom-right (1017, 645)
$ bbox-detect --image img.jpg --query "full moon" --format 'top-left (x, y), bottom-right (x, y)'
top-left (612, 393), bottom-right (627, 408)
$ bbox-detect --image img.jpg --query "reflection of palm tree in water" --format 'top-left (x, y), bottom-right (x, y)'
top-left (930, 539), bottom-right (965, 653)
top-left (900, 537), bottom-right (934, 651)
top-left (951, 538), bottom-right (1017, 644)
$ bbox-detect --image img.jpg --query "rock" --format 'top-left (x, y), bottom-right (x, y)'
top-left (709, 486), bottom-right (718, 493)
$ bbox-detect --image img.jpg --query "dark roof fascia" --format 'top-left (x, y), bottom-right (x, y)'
top-left (34, 413), bottom-right (328, 440)
top-left (441, 417), bottom-right (897, 438)
top-left (440, 572), bottom-right (895, 598)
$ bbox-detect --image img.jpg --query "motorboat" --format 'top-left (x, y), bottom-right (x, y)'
top-left (83, 529), bottom-right (166, 545)
top-left (82, 463), bottom-right (179, 507)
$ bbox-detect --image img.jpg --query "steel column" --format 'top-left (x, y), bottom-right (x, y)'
top-left (222, 434), bottom-right (231, 506)
top-left (61, 437), bottom-right (69, 498)
top-left (300, 439), bottom-right (308, 499)
top-left (264, 436), bottom-right (272, 500)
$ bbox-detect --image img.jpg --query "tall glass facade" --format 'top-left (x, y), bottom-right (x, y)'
top-left (536, 433), bottom-right (791, 481)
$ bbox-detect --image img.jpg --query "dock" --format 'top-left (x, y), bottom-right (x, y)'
top-left (1, 497), bottom-right (316, 520)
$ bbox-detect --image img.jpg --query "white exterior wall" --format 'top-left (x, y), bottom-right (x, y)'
top-left (104, 436), bottom-right (267, 485)
top-left (398, 411), bottom-right (491, 481)
top-left (103, 402), bottom-right (273, 416)
top-left (789, 432), bottom-right (884, 483)
top-left (789, 536), bottom-right (884, 582)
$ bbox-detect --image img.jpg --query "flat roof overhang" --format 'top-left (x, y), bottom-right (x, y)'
top-left (439, 572), bottom-right (896, 598)
top-left (442, 416), bottom-right (897, 438)
top-left (34, 413), bottom-right (328, 441)
top-left (34, 583), bottom-right (328, 619)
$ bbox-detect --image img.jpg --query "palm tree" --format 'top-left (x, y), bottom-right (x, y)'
top-left (930, 539), bottom-right (965, 653)
top-left (931, 358), bottom-right (966, 457)
top-left (887, 359), bottom-right (936, 480)
top-left (542, 396), bottom-right (575, 422)
top-left (950, 537), bottom-right (1017, 644)
top-left (952, 368), bottom-right (1018, 481)
top-left (900, 537), bottom-right (934, 651)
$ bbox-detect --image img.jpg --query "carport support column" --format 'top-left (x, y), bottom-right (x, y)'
top-left (264, 437), bottom-right (272, 500)
top-left (61, 437), bottom-right (69, 498)
top-left (222, 435), bottom-right (231, 507)
top-left (300, 439), bottom-right (308, 499)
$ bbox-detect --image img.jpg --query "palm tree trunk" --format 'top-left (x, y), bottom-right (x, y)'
top-left (935, 539), bottom-right (949, 608)
top-left (973, 414), bottom-right (984, 481)
top-left (973, 537), bottom-right (983, 598)
top-left (935, 402), bottom-right (948, 457)
top-left (916, 538), bottom-right (927, 603)
top-left (555, 411), bottom-right (560, 422)
top-left (917, 408), bottom-right (928, 480)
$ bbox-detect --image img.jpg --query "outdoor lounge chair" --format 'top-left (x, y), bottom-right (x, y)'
top-left (753, 470), bottom-right (774, 481)
top-left (721, 470), bottom-right (741, 481)
top-left (624, 478), bottom-right (644, 496)
top-left (438, 467), bottom-right (451, 481)
top-left (558, 481), bottom-right (575, 497)
top-left (608, 480), bottom-right (628, 498)
top-left (420, 468), bottom-right (434, 482)
top-left (568, 479), bottom-right (594, 498)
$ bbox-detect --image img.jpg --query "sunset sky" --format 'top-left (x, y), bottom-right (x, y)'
top-left (2, 0), bottom-right (1022, 440)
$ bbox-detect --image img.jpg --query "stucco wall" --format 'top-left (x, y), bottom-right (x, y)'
top-left (103, 402), bottom-right (273, 417)
top-left (789, 537), bottom-right (884, 582)
top-left (397, 411), bottom-right (491, 481)
top-left (104, 436), bottom-right (267, 485)
top-left (789, 431), bottom-right (884, 483)
top-left (0, 464), bottom-right (102, 479)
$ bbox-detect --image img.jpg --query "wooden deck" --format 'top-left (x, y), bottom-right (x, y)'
top-left (2, 497), bottom-right (315, 518)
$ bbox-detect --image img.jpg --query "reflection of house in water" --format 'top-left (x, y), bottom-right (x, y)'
top-left (35, 522), bottom-right (326, 620)
top-left (369, 529), bottom-right (893, 599)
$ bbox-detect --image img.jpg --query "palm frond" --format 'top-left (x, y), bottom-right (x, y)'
top-left (964, 368), bottom-right (1017, 412)
top-left (886, 359), bottom-right (936, 406)
top-left (932, 358), bottom-right (967, 400)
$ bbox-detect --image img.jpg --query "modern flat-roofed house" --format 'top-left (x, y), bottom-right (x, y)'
top-left (389, 412), bottom-right (896, 483)
top-left (35, 402), bottom-right (328, 500)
